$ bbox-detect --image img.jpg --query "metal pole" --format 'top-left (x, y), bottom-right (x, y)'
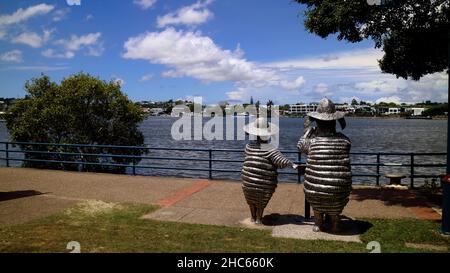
top-left (5, 143), bottom-right (9, 167)
top-left (297, 152), bottom-right (301, 183)
top-left (410, 153), bottom-right (414, 188)
top-left (298, 151), bottom-right (310, 220)
top-left (442, 28), bottom-right (450, 234)
top-left (376, 153), bottom-right (380, 186)
top-left (132, 156), bottom-right (136, 176)
top-left (208, 149), bottom-right (212, 180)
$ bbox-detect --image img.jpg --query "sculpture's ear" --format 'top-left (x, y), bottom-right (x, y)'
top-left (338, 118), bottom-right (346, 130)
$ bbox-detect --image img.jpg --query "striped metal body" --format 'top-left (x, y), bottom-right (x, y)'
top-left (299, 133), bottom-right (352, 214)
top-left (241, 142), bottom-right (292, 209)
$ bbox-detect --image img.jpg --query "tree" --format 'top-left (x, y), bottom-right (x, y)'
top-left (266, 100), bottom-right (274, 111)
top-left (255, 100), bottom-right (261, 114)
top-left (351, 99), bottom-right (359, 106)
top-left (6, 73), bottom-right (147, 173)
top-left (423, 103), bottom-right (448, 116)
top-left (296, 0), bottom-right (448, 80)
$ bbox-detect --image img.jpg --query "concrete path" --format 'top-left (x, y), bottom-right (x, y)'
top-left (0, 168), bottom-right (441, 230)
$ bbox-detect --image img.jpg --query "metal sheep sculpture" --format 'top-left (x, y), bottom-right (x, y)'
top-left (298, 98), bottom-right (352, 233)
top-left (241, 117), bottom-right (298, 224)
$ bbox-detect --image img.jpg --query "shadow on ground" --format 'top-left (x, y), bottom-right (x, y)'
top-left (351, 188), bottom-right (429, 208)
top-left (0, 190), bottom-right (44, 202)
top-left (262, 213), bottom-right (373, 236)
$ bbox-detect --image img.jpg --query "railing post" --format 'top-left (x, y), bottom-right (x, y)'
top-left (410, 153), bottom-right (414, 188)
top-left (208, 149), bottom-right (213, 180)
top-left (79, 150), bottom-right (84, 172)
top-left (297, 152), bottom-right (301, 184)
top-left (132, 155), bottom-right (136, 176)
top-left (5, 143), bottom-right (9, 167)
top-left (376, 153), bottom-right (380, 186)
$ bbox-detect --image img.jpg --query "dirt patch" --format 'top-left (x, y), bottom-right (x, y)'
top-left (405, 242), bottom-right (448, 251)
top-left (65, 200), bottom-right (122, 217)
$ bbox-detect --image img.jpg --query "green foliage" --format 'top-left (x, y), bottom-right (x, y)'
top-left (296, 0), bottom-right (449, 80)
top-left (5, 73), bottom-right (147, 173)
top-left (351, 99), bottom-right (359, 105)
top-left (423, 103), bottom-right (448, 116)
top-left (376, 101), bottom-right (399, 107)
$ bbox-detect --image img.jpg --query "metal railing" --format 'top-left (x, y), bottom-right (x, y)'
top-left (0, 141), bottom-right (446, 189)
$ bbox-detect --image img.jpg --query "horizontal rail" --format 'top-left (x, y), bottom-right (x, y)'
top-left (1, 141), bottom-right (445, 156)
top-left (0, 141), bottom-right (446, 187)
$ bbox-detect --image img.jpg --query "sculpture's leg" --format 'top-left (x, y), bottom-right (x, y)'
top-left (250, 205), bottom-right (257, 222)
top-left (255, 207), bottom-right (263, 225)
top-left (330, 214), bottom-right (340, 233)
top-left (313, 210), bottom-right (324, 232)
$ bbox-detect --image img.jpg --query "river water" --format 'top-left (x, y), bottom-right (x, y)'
top-left (0, 117), bottom-right (447, 185)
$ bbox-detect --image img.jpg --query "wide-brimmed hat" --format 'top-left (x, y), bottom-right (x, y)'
top-left (307, 98), bottom-right (345, 121)
top-left (244, 117), bottom-right (279, 137)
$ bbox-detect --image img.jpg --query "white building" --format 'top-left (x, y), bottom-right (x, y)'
top-left (289, 104), bottom-right (318, 114)
top-left (410, 108), bottom-right (426, 116)
top-left (149, 108), bottom-right (164, 116)
top-left (171, 105), bottom-right (191, 117)
top-left (385, 108), bottom-right (401, 115)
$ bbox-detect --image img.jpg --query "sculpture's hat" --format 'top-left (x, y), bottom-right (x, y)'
top-left (307, 98), bottom-right (345, 121)
top-left (244, 117), bottom-right (279, 137)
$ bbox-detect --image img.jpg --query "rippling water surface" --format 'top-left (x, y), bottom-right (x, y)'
top-left (0, 117), bottom-right (447, 185)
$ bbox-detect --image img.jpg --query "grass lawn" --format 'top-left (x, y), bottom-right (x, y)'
top-left (0, 201), bottom-right (448, 253)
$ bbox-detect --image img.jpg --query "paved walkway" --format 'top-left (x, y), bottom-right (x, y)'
top-left (0, 168), bottom-right (441, 228)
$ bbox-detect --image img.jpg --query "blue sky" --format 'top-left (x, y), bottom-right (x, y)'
top-left (0, 0), bottom-right (447, 105)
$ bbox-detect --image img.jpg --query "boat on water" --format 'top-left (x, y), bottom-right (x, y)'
top-left (405, 116), bottom-right (432, 120)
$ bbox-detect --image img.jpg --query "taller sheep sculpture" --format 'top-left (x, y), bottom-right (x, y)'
top-left (297, 98), bottom-right (352, 233)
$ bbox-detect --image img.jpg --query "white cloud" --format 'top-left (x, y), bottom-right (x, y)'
top-left (157, 0), bottom-right (213, 28)
top-left (226, 90), bottom-right (244, 100)
top-left (139, 74), bottom-right (154, 82)
top-left (0, 50), bottom-right (23, 63)
top-left (313, 83), bottom-right (333, 96)
top-left (338, 96), bottom-right (362, 104)
top-left (42, 49), bottom-right (75, 59)
top-left (280, 76), bottom-right (306, 91)
top-left (57, 32), bottom-right (102, 51)
top-left (0, 4), bottom-right (54, 26)
top-left (347, 72), bottom-right (448, 103)
top-left (66, 0), bottom-right (81, 6)
top-left (44, 32), bottom-right (103, 59)
top-left (53, 9), bottom-right (70, 22)
top-left (266, 48), bottom-right (383, 70)
top-left (123, 28), bottom-right (266, 83)
top-left (375, 96), bottom-right (402, 104)
top-left (123, 28), bottom-right (302, 95)
top-left (11, 29), bottom-right (52, 48)
top-left (112, 76), bottom-right (126, 86)
top-left (86, 44), bottom-right (104, 57)
top-left (354, 79), bottom-right (408, 95)
top-left (134, 0), bottom-right (157, 10)
top-left (85, 14), bottom-right (94, 21)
